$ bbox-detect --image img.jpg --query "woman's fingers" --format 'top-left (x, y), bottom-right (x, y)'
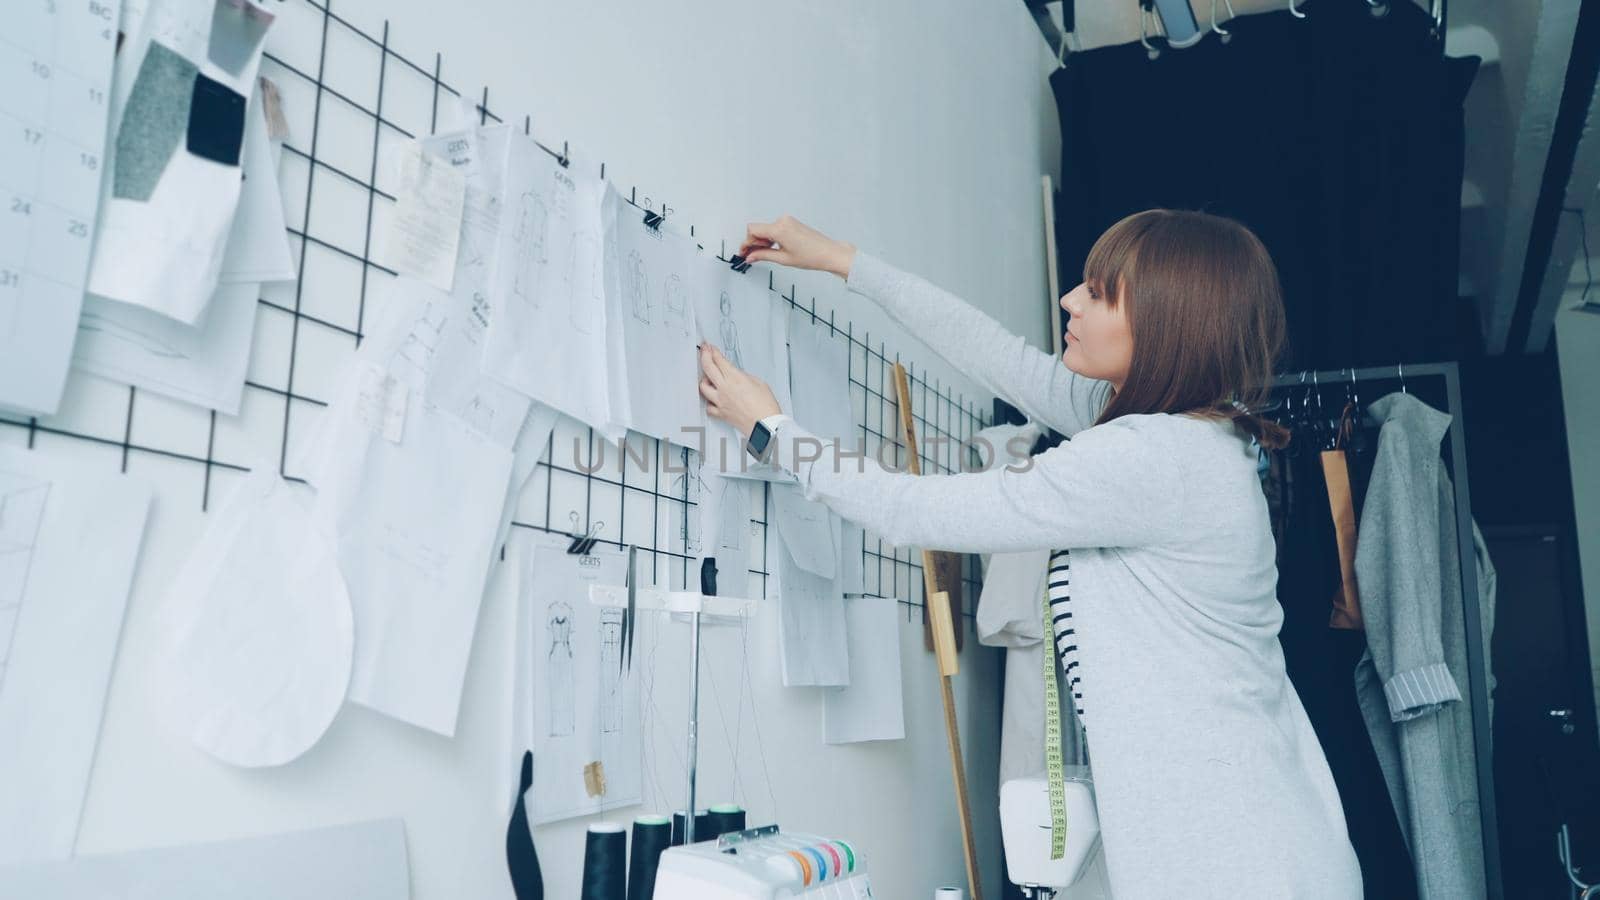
top-left (698, 377), bottom-right (718, 403)
top-left (698, 343), bottom-right (725, 384)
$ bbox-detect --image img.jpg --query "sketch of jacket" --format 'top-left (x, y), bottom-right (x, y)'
top-left (1353, 392), bottom-right (1497, 900)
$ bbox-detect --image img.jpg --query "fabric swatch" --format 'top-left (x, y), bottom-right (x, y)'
top-left (207, 0), bottom-right (274, 77)
top-left (113, 42), bottom-right (196, 201)
top-left (187, 73), bottom-right (246, 166)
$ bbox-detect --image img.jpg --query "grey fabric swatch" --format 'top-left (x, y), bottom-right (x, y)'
top-left (207, 0), bottom-right (272, 78)
top-left (113, 42), bottom-right (197, 202)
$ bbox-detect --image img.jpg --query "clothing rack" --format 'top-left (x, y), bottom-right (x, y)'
top-left (1271, 361), bottom-right (1501, 899)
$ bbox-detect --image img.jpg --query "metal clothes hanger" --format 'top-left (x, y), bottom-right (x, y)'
top-left (1210, 0), bottom-right (1236, 43)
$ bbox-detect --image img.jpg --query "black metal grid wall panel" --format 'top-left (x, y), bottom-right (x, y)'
top-left (0, 0), bottom-right (991, 617)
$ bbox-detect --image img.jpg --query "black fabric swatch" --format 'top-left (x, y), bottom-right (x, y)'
top-left (186, 73), bottom-right (246, 166)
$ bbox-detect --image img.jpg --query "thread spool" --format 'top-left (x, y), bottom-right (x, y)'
top-left (580, 823), bottom-right (626, 900)
top-left (704, 804), bottom-right (745, 838)
top-left (626, 814), bottom-right (672, 900)
top-left (934, 888), bottom-right (964, 900)
top-left (671, 809), bottom-right (713, 844)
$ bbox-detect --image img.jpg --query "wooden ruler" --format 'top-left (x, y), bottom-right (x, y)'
top-left (892, 362), bottom-right (983, 900)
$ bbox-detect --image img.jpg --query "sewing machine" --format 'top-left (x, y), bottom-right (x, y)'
top-left (651, 825), bottom-right (873, 899)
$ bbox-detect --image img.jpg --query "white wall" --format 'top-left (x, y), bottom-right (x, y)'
top-left (1556, 302), bottom-right (1600, 736)
top-left (28, 1), bottom-right (1066, 898)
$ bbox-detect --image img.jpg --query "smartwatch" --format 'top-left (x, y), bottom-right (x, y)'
top-left (746, 420), bottom-right (774, 461)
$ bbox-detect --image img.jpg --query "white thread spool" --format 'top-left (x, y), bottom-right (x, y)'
top-left (935, 889), bottom-right (964, 900)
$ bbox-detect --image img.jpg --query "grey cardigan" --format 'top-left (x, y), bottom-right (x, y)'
top-left (765, 251), bottom-right (1362, 899)
top-left (1353, 392), bottom-right (1497, 899)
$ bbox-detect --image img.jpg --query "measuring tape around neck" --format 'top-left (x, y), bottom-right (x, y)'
top-left (1042, 583), bottom-right (1066, 860)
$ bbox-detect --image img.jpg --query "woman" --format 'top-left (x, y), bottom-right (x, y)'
top-left (698, 210), bottom-right (1363, 898)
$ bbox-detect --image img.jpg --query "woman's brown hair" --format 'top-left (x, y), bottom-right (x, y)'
top-left (1085, 208), bottom-right (1290, 449)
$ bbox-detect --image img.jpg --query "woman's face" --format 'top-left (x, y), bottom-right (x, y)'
top-left (1060, 281), bottom-right (1134, 390)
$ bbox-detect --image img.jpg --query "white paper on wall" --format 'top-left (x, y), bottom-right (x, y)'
top-left (412, 125), bottom-right (531, 449)
top-left (777, 521), bottom-right (849, 688)
top-left (0, 0), bottom-right (121, 415)
top-left (600, 184), bottom-right (704, 447)
top-left (495, 399), bottom-right (562, 552)
top-left (481, 133), bottom-right (615, 437)
top-left (86, 0), bottom-right (276, 325)
top-left (786, 303), bottom-right (859, 454)
top-left (155, 464), bottom-right (352, 767)
top-left (0, 447), bottom-right (151, 864)
top-left (513, 542), bottom-right (642, 825)
top-left (0, 818), bottom-right (410, 900)
top-left (771, 482), bottom-right (836, 580)
top-left (302, 278), bottom-right (515, 737)
top-left (216, 80), bottom-right (293, 284)
top-left (379, 142), bottom-right (465, 291)
top-left (838, 516), bottom-right (866, 595)
top-left (691, 254), bottom-right (792, 478)
top-left (823, 594), bottom-right (905, 744)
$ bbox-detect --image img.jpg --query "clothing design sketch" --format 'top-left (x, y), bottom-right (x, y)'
top-left (0, 474), bottom-right (50, 694)
top-left (598, 608), bottom-right (624, 734)
top-left (662, 273), bottom-right (690, 338)
top-left (625, 250), bottom-right (650, 324)
top-left (546, 600), bottom-right (575, 737)
top-left (512, 191), bottom-right (549, 307)
top-left (717, 291), bottom-right (742, 368)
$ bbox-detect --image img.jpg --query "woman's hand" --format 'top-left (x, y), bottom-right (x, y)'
top-left (699, 342), bottom-right (780, 439)
top-left (737, 215), bottom-right (857, 279)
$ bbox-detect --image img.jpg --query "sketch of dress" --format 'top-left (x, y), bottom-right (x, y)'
top-left (662, 273), bottom-right (690, 338)
top-left (513, 191), bottom-right (549, 307)
top-left (598, 608), bottom-right (624, 734)
top-left (547, 601), bottom-right (575, 737)
top-left (0, 474), bottom-right (50, 693)
top-left (625, 250), bottom-right (650, 324)
top-left (717, 291), bottom-right (742, 368)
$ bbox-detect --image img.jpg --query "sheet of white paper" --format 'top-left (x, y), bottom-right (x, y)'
top-left (777, 524), bottom-right (849, 688)
top-left (601, 184), bottom-right (704, 446)
top-left (86, 0), bottom-right (275, 325)
top-left (410, 126), bottom-right (531, 449)
top-left (838, 516), bottom-right (866, 595)
top-left (155, 465), bottom-right (352, 767)
top-left (0, 447), bottom-right (151, 864)
top-left (481, 133), bottom-right (615, 436)
top-left (71, 84), bottom-right (290, 413)
top-left (771, 482), bottom-right (836, 579)
top-left (380, 142), bottom-right (465, 291)
top-left (823, 594), bottom-right (905, 743)
top-left (0, 819), bottom-right (409, 899)
top-left (0, 0), bottom-right (121, 415)
top-left (495, 400), bottom-right (562, 551)
top-left (787, 304), bottom-right (858, 454)
top-left (518, 542), bottom-right (642, 825)
top-left (318, 400), bottom-right (511, 736)
top-left (73, 282), bottom-right (259, 413)
top-left (691, 255), bottom-right (792, 478)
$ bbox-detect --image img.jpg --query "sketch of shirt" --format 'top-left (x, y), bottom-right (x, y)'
top-left (547, 602), bottom-right (575, 737)
top-left (598, 608), bottom-right (623, 734)
top-left (626, 250), bottom-right (649, 324)
top-left (511, 191), bottom-right (548, 305)
top-left (663, 273), bottom-right (692, 338)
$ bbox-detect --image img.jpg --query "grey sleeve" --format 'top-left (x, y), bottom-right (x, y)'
top-left (1356, 436), bottom-right (1462, 722)
top-left (763, 416), bottom-right (1186, 554)
top-left (845, 251), bottom-right (1109, 438)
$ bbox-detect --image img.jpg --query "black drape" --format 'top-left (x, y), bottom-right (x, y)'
top-left (1051, 0), bottom-right (1478, 370)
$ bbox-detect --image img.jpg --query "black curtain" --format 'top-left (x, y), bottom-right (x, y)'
top-left (1051, 0), bottom-right (1478, 371)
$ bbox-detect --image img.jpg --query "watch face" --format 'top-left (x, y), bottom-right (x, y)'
top-left (747, 423), bottom-right (771, 459)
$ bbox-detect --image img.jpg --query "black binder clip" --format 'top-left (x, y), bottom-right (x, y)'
top-left (566, 516), bottom-right (605, 555)
top-left (728, 254), bottom-right (752, 274)
top-left (642, 209), bottom-right (666, 230)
